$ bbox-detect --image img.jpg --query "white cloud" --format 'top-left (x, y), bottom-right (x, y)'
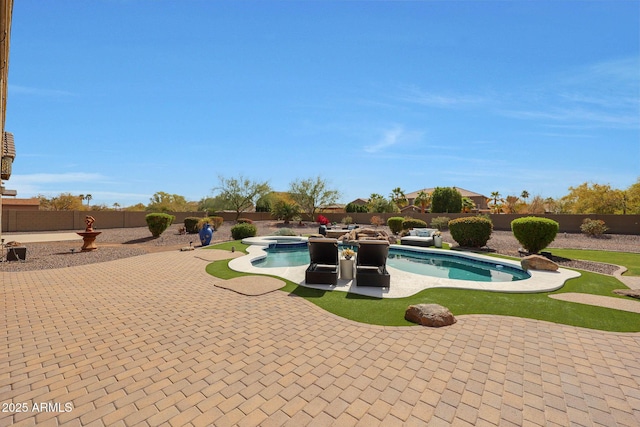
top-left (363, 126), bottom-right (423, 154)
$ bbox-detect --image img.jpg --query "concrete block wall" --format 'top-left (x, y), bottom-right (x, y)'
top-left (2, 210), bottom-right (639, 235)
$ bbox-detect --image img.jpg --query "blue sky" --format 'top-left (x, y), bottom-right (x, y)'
top-left (5, 0), bottom-right (639, 208)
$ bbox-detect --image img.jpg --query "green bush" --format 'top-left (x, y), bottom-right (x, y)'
top-left (345, 202), bottom-right (368, 213)
top-left (387, 217), bottom-right (405, 234)
top-left (430, 216), bottom-right (451, 231)
top-left (580, 218), bottom-right (608, 237)
top-left (402, 218), bottom-right (428, 230)
top-left (231, 223), bottom-right (257, 240)
top-left (449, 216), bottom-right (493, 248)
top-left (272, 228), bottom-right (296, 236)
top-left (146, 213), bottom-right (175, 238)
top-left (511, 217), bottom-right (559, 253)
top-left (342, 216), bottom-right (353, 225)
top-left (183, 217), bottom-right (201, 234)
top-left (237, 218), bottom-right (253, 224)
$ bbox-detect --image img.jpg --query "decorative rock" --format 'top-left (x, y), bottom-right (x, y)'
top-left (613, 289), bottom-right (640, 299)
top-left (180, 246), bottom-right (195, 251)
top-left (521, 254), bottom-right (559, 271)
top-left (405, 304), bottom-right (457, 327)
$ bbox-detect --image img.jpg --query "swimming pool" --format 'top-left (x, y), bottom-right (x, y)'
top-left (251, 245), bottom-right (530, 282)
top-left (232, 236), bottom-right (580, 298)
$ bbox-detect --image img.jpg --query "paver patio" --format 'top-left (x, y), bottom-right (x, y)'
top-left (1, 248), bottom-right (639, 426)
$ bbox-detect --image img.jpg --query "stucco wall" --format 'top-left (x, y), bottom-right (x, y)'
top-left (1, 210), bottom-right (639, 235)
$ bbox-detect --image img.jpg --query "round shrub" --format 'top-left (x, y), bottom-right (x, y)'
top-left (449, 216), bottom-right (493, 248)
top-left (237, 218), bottom-right (253, 224)
top-left (387, 217), bottom-right (404, 234)
top-left (231, 223), bottom-right (257, 240)
top-left (183, 217), bottom-right (201, 234)
top-left (580, 218), bottom-right (608, 237)
top-left (272, 228), bottom-right (296, 236)
top-left (511, 217), bottom-right (559, 253)
top-left (146, 213), bottom-right (175, 238)
top-left (402, 218), bottom-right (427, 230)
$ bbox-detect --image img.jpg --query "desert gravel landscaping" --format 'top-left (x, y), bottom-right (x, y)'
top-left (1, 221), bottom-right (639, 274)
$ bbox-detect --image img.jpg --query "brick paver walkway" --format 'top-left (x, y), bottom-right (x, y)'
top-left (2, 249), bottom-right (640, 426)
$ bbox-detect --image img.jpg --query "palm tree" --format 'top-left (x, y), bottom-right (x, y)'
top-left (113, 202), bottom-right (120, 211)
top-left (520, 190), bottom-right (529, 203)
top-left (390, 187), bottom-right (407, 208)
top-left (490, 191), bottom-right (502, 205)
top-left (85, 194), bottom-right (92, 207)
top-left (490, 191), bottom-right (502, 214)
top-left (461, 197), bottom-right (475, 213)
top-left (414, 190), bottom-right (431, 213)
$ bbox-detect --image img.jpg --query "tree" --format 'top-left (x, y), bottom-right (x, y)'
top-left (272, 200), bottom-right (301, 224)
top-left (520, 190), bottom-right (530, 203)
top-left (113, 203), bottom-right (120, 210)
top-left (414, 190), bottom-right (431, 213)
top-left (345, 202), bottom-right (368, 213)
top-left (198, 196), bottom-right (225, 213)
top-left (367, 193), bottom-right (398, 213)
top-left (488, 191), bottom-right (504, 214)
top-left (430, 187), bottom-right (462, 213)
top-left (390, 187), bottom-right (407, 209)
top-left (84, 194), bottom-right (92, 206)
top-left (124, 203), bottom-right (146, 211)
top-left (288, 176), bottom-right (340, 219)
top-left (625, 178), bottom-right (640, 214)
top-left (367, 193), bottom-right (400, 213)
top-left (147, 192), bottom-right (191, 212)
top-left (560, 182), bottom-right (625, 214)
top-left (461, 197), bottom-right (476, 213)
top-left (504, 196), bottom-right (520, 213)
top-left (214, 175), bottom-right (271, 220)
top-left (42, 193), bottom-right (85, 211)
top-left (528, 195), bottom-right (547, 214)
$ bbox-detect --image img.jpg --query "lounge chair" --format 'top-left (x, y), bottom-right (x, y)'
top-left (305, 238), bottom-right (339, 286)
top-left (355, 240), bottom-right (391, 287)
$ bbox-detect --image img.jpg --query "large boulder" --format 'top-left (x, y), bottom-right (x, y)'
top-left (521, 254), bottom-right (559, 271)
top-left (405, 304), bottom-right (456, 327)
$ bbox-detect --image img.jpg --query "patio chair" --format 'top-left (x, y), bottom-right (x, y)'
top-left (355, 240), bottom-right (390, 287)
top-left (305, 238), bottom-right (339, 286)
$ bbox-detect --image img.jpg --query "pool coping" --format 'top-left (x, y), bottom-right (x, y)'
top-left (232, 236), bottom-right (581, 298)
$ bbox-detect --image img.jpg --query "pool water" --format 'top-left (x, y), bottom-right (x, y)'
top-left (253, 245), bottom-right (311, 268)
top-left (252, 245), bottom-right (530, 282)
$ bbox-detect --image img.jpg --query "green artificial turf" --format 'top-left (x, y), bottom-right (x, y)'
top-left (204, 242), bottom-right (640, 332)
top-left (545, 248), bottom-right (640, 276)
top-left (205, 240), bottom-right (249, 253)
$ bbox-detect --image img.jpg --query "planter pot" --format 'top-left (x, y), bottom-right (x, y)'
top-left (199, 224), bottom-right (214, 246)
top-left (434, 235), bottom-right (443, 248)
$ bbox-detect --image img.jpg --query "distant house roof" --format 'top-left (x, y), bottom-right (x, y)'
top-left (400, 205), bottom-right (422, 213)
top-left (347, 198), bottom-right (369, 206)
top-left (406, 187), bottom-right (487, 199)
top-left (319, 204), bottom-right (345, 210)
